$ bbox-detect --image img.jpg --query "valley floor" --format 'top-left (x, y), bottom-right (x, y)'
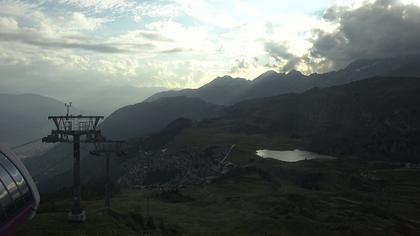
top-left (16, 158), bottom-right (420, 236)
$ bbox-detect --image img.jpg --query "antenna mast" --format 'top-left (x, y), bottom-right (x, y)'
top-left (65, 102), bottom-right (72, 117)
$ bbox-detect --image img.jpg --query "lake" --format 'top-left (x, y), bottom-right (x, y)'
top-left (256, 149), bottom-right (336, 162)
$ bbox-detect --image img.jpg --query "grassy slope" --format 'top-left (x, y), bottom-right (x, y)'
top-left (17, 149), bottom-right (420, 235)
top-left (16, 114), bottom-right (420, 235)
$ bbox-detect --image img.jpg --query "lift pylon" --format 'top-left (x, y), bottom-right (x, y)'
top-left (42, 105), bottom-right (104, 222)
top-left (90, 140), bottom-right (125, 213)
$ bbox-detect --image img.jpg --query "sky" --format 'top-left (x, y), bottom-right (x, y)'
top-left (1, 0), bottom-right (420, 96)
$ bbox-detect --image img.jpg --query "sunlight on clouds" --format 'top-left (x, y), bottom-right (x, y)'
top-left (64, 12), bottom-right (104, 31)
top-left (133, 1), bottom-right (181, 22)
top-left (0, 0), bottom-right (339, 87)
top-left (58, 0), bottom-right (134, 13)
top-left (400, 0), bottom-right (420, 5)
top-left (113, 60), bottom-right (217, 89)
top-left (332, 0), bottom-right (420, 9)
top-left (0, 49), bottom-right (31, 65)
top-left (145, 21), bottom-right (212, 52)
top-left (1, 0), bottom-right (420, 91)
top-left (175, 0), bottom-right (238, 27)
top-left (96, 58), bottom-right (138, 77)
top-left (0, 17), bottom-right (18, 32)
top-left (0, 0), bottom-right (36, 17)
top-left (105, 21), bottom-right (214, 56)
top-left (224, 12), bottom-right (336, 76)
top-left (333, 0), bottom-right (376, 9)
top-left (233, 0), bottom-right (260, 17)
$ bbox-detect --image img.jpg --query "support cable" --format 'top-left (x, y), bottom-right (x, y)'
top-left (11, 138), bottom-right (43, 150)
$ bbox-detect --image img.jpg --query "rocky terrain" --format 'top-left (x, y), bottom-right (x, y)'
top-left (119, 145), bottom-right (235, 189)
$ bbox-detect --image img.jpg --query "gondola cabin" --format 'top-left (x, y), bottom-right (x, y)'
top-left (0, 144), bottom-right (40, 235)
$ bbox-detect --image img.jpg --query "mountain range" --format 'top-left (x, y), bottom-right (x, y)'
top-left (146, 54), bottom-right (420, 105)
top-left (0, 86), bottom-right (166, 150)
top-left (22, 53), bottom-right (420, 195)
top-left (100, 96), bottom-right (222, 140)
top-left (99, 53), bottom-right (420, 142)
top-left (5, 53), bottom-right (420, 148)
top-left (222, 76), bottom-right (420, 161)
top-left (0, 93), bottom-right (80, 146)
top-left (69, 86), bottom-right (166, 115)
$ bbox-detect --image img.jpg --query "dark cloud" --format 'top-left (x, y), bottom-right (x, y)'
top-left (264, 0), bottom-right (420, 73)
top-left (160, 47), bottom-right (189, 54)
top-left (118, 42), bottom-right (156, 51)
top-left (38, 41), bottom-right (128, 53)
top-left (0, 31), bottom-right (135, 53)
top-left (230, 57), bottom-right (262, 74)
top-left (310, 0), bottom-right (420, 70)
top-left (264, 41), bottom-right (294, 60)
top-left (264, 41), bottom-right (301, 72)
top-left (138, 31), bottom-right (174, 42)
top-left (230, 58), bottom-right (250, 74)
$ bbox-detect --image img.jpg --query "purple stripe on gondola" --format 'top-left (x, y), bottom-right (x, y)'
top-left (0, 202), bottom-right (35, 236)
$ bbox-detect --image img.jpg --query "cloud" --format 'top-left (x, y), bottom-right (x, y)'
top-left (220, 12), bottom-right (330, 74)
top-left (107, 21), bottom-right (213, 55)
top-left (0, 17), bottom-right (18, 31)
top-left (133, 1), bottom-right (181, 20)
top-left (0, 31), bottom-right (128, 53)
top-left (175, 0), bottom-right (237, 27)
top-left (3, 0), bottom-right (420, 94)
top-left (230, 58), bottom-right (260, 74)
top-left (264, 41), bottom-right (303, 72)
top-left (230, 58), bottom-right (251, 74)
top-left (0, 0), bottom-right (41, 17)
top-left (260, 0), bottom-right (420, 73)
top-left (64, 12), bottom-right (105, 31)
top-left (0, 13), bottom-right (155, 55)
top-left (57, 0), bottom-right (135, 13)
top-left (137, 31), bottom-right (174, 42)
top-left (264, 42), bottom-right (295, 61)
top-left (160, 47), bottom-right (191, 54)
top-left (308, 0), bottom-right (420, 71)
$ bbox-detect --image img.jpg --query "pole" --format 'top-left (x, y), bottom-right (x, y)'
top-left (72, 134), bottom-right (82, 215)
top-left (68, 134), bottom-right (85, 222)
top-left (147, 196), bottom-right (149, 218)
top-left (105, 152), bottom-right (111, 212)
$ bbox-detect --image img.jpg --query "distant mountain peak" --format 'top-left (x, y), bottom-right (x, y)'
top-left (203, 75), bottom-right (248, 88)
top-left (260, 70), bottom-right (278, 77)
top-left (215, 75), bottom-right (234, 80)
top-left (253, 70), bottom-right (280, 83)
top-left (287, 69), bottom-right (303, 75)
top-left (212, 75), bottom-right (247, 82)
top-left (285, 70), bottom-right (305, 79)
top-left (145, 53), bottom-right (420, 106)
top-left (153, 95), bottom-right (207, 104)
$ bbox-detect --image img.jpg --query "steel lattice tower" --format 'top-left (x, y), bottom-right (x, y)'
top-left (42, 105), bottom-right (104, 222)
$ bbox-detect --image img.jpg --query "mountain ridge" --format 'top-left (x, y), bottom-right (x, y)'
top-left (145, 53), bottom-right (420, 105)
top-left (100, 96), bottom-right (223, 139)
top-left (220, 76), bottom-right (420, 161)
top-left (0, 93), bottom-right (81, 146)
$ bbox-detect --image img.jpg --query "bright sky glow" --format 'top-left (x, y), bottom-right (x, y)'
top-left (0, 0), bottom-right (419, 94)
